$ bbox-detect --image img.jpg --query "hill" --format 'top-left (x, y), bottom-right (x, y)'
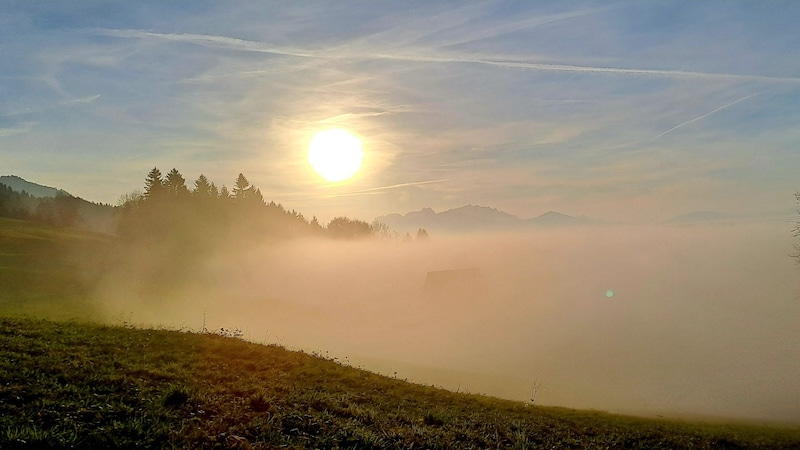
top-left (1, 316), bottom-right (798, 449)
top-left (0, 175), bottom-right (70, 198)
top-left (0, 176), bottom-right (116, 233)
top-left (375, 205), bottom-right (590, 233)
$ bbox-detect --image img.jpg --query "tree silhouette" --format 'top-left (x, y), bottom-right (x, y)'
top-left (0, 183), bottom-right (37, 219)
top-left (35, 193), bottom-right (80, 227)
top-left (218, 185), bottom-right (231, 200)
top-left (143, 167), bottom-right (165, 199)
top-left (250, 187), bottom-right (266, 206)
top-left (118, 167), bottom-right (390, 248)
top-left (192, 174), bottom-right (215, 199)
top-left (164, 168), bottom-right (189, 198)
top-left (233, 173), bottom-right (250, 201)
top-left (327, 217), bottom-right (373, 239)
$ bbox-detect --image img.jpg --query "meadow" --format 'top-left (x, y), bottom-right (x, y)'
top-left (3, 317), bottom-right (800, 449)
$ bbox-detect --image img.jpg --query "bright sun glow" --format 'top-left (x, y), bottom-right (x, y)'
top-left (308, 129), bottom-right (364, 182)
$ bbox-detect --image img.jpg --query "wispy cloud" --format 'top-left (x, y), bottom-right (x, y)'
top-left (376, 53), bottom-right (800, 84)
top-left (59, 94), bottom-right (101, 106)
top-left (96, 28), bottom-right (800, 85)
top-left (653, 93), bottom-right (759, 140)
top-left (0, 122), bottom-right (35, 138)
top-left (416, 5), bottom-right (615, 50)
top-left (322, 179), bottom-right (450, 198)
top-left (96, 29), bottom-right (319, 59)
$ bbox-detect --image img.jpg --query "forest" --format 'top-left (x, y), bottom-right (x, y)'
top-left (0, 168), bottom-right (429, 244)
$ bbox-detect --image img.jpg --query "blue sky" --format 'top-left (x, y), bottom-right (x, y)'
top-left (2, 1), bottom-right (799, 223)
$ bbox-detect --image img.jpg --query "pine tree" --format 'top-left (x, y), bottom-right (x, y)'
top-left (233, 173), bottom-right (250, 200)
top-left (250, 187), bottom-right (266, 206)
top-left (193, 174), bottom-right (214, 199)
top-left (164, 168), bottom-right (189, 197)
top-left (143, 167), bottom-right (164, 199)
top-left (218, 185), bottom-right (231, 200)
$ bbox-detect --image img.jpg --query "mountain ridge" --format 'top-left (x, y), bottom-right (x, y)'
top-left (375, 205), bottom-right (591, 233)
top-left (0, 175), bottom-right (71, 198)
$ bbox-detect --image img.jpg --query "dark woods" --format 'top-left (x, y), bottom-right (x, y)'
top-left (0, 168), bottom-right (428, 304)
top-left (112, 168), bottom-right (434, 297)
top-left (0, 183), bottom-right (96, 228)
top-left (115, 167), bottom-right (392, 246)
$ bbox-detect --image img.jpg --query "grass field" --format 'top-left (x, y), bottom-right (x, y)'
top-left (0, 217), bottom-right (110, 320)
top-left (2, 317), bottom-right (799, 449)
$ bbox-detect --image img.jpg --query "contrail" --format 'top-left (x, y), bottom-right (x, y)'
top-left (377, 54), bottom-right (800, 84)
top-left (653, 93), bottom-right (759, 140)
top-left (97, 28), bottom-right (800, 85)
top-left (95, 29), bottom-right (319, 59)
top-left (328, 179), bottom-right (449, 198)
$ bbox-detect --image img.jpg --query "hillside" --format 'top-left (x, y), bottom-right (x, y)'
top-left (0, 217), bottom-right (111, 319)
top-left (2, 317), bottom-right (799, 449)
top-left (0, 176), bottom-right (116, 233)
top-left (0, 175), bottom-right (70, 198)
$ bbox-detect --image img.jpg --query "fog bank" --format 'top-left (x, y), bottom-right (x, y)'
top-left (96, 221), bottom-right (800, 423)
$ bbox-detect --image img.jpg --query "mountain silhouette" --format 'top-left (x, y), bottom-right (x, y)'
top-left (375, 206), bottom-right (589, 233)
top-left (0, 175), bottom-right (71, 198)
top-left (526, 210), bottom-right (591, 227)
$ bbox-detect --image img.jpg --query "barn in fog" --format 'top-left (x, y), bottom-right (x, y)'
top-left (423, 268), bottom-right (486, 298)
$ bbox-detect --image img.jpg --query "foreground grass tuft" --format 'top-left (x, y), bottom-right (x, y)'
top-left (1, 317), bottom-right (798, 449)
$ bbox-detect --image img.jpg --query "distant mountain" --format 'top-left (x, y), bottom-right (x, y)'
top-left (526, 211), bottom-right (591, 227)
top-left (0, 175), bottom-right (71, 198)
top-left (0, 175), bottom-right (116, 233)
top-left (375, 205), bottom-right (590, 233)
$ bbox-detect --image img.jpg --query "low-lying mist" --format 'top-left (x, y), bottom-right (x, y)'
top-left (95, 221), bottom-right (800, 423)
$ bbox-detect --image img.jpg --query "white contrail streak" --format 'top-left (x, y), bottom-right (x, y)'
top-left (653, 93), bottom-right (759, 140)
top-left (95, 29), bottom-right (318, 58)
top-left (96, 28), bottom-right (800, 85)
top-left (377, 54), bottom-right (800, 84)
top-left (324, 179), bottom-right (449, 198)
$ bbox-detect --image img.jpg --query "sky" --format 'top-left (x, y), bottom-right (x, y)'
top-left (2, 1), bottom-right (800, 223)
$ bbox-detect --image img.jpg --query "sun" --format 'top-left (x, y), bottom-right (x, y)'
top-left (308, 128), bottom-right (364, 182)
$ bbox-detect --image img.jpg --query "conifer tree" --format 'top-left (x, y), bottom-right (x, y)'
top-left (193, 174), bottom-right (214, 199)
top-left (143, 167), bottom-right (164, 199)
top-left (233, 173), bottom-right (250, 200)
top-left (250, 187), bottom-right (266, 206)
top-left (164, 168), bottom-right (189, 197)
top-left (218, 185), bottom-right (231, 200)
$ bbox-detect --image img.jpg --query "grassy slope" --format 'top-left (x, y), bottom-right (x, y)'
top-left (1, 318), bottom-right (799, 450)
top-left (0, 217), bottom-right (110, 319)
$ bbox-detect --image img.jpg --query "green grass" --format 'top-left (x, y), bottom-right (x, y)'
top-left (0, 217), bottom-right (110, 319)
top-left (1, 317), bottom-right (798, 449)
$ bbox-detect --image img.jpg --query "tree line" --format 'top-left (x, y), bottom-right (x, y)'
top-left (116, 167), bottom-right (428, 244)
top-left (1, 169), bottom-right (430, 243)
top-left (0, 183), bottom-right (93, 228)
top-left (110, 168), bottom-right (429, 298)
